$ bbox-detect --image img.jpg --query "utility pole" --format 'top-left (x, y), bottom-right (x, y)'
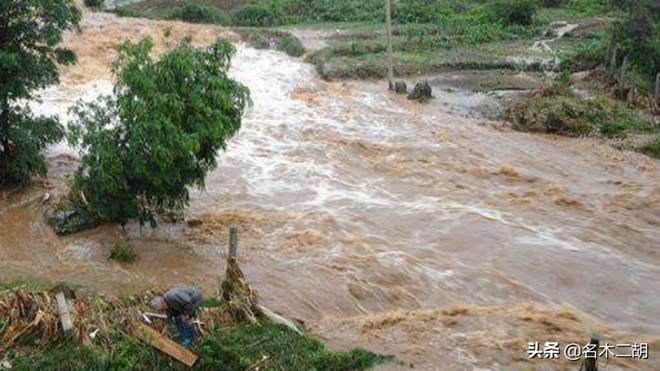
top-left (385, 0), bottom-right (394, 90)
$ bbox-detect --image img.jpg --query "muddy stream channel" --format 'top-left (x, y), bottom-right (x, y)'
top-left (1, 11), bottom-right (659, 370)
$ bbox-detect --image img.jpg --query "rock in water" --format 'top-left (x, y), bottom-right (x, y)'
top-left (394, 81), bottom-right (407, 94)
top-left (408, 81), bottom-right (433, 102)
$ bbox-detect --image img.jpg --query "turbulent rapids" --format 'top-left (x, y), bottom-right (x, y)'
top-left (1, 10), bottom-right (659, 370)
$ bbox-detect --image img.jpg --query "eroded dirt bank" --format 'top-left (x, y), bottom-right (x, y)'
top-left (1, 10), bottom-right (659, 370)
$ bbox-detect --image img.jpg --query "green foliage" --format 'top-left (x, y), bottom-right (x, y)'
top-left (507, 90), bottom-right (655, 138)
top-left (489, 0), bottom-right (540, 26)
top-left (11, 320), bottom-right (390, 370)
top-left (233, 4), bottom-right (277, 26)
top-left (114, 6), bottom-right (137, 18)
top-left (196, 321), bottom-right (391, 370)
top-left (559, 37), bottom-right (607, 72)
top-left (394, 0), bottom-right (454, 24)
top-left (14, 343), bottom-right (112, 370)
top-left (109, 241), bottom-right (138, 263)
top-left (609, 0), bottom-right (659, 83)
top-left (0, 0), bottom-right (81, 186)
top-left (45, 193), bottom-right (101, 235)
top-left (83, 0), bottom-right (104, 9)
top-left (68, 37), bottom-right (250, 227)
top-left (542, 0), bottom-right (567, 7)
top-left (238, 29), bottom-right (305, 57)
top-left (277, 0), bottom-right (384, 23)
top-left (168, 3), bottom-right (231, 25)
top-left (0, 108), bottom-right (65, 185)
top-left (638, 136), bottom-right (660, 158)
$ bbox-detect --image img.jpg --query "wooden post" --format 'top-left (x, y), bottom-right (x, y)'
top-left (229, 226), bottom-right (238, 258)
top-left (584, 337), bottom-right (599, 371)
top-left (55, 292), bottom-right (73, 334)
top-left (655, 72), bottom-right (659, 103)
top-left (385, 0), bottom-right (395, 90)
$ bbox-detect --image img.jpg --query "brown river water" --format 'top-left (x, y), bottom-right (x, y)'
top-left (1, 11), bottom-right (659, 370)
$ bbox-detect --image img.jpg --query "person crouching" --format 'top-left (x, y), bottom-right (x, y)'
top-left (150, 286), bottom-right (202, 346)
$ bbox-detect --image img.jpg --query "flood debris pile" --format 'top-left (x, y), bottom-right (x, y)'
top-left (0, 287), bottom-right (229, 354)
top-left (221, 257), bottom-right (260, 324)
top-left (0, 266), bottom-right (389, 370)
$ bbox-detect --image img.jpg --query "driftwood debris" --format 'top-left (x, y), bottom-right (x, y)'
top-left (257, 305), bottom-right (302, 335)
top-left (220, 227), bottom-right (303, 335)
top-left (136, 324), bottom-right (198, 368)
top-left (55, 292), bottom-right (73, 334)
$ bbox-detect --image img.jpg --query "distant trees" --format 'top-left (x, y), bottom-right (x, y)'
top-left (168, 3), bottom-right (231, 25)
top-left (609, 0), bottom-right (659, 83)
top-left (65, 37), bottom-right (250, 228)
top-left (0, 0), bottom-right (81, 186)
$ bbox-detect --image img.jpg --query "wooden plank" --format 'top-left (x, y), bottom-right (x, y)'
top-left (136, 324), bottom-right (198, 368)
top-left (55, 292), bottom-right (73, 333)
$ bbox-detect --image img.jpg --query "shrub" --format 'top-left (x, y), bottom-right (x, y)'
top-left (109, 241), bottom-right (137, 263)
top-left (609, 0), bottom-right (659, 85)
top-left (559, 38), bottom-right (607, 72)
top-left (233, 4), bottom-right (277, 27)
top-left (394, 0), bottom-right (453, 24)
top-left (542, 0), bottom-right (567, 7)
top-left (279, 0), bottom-right (383, 23)
top-left (168, 3), bottom-right (230, 25)
top-left (67, 38), bottom-right (250, 228)
top-left (0, 0), bottom-right (81, 186)
top-left (507, 90), bottom-right (654, 137)
top-left (84, 0), bottom-right (104, 8)
top-left (638, 136), bottom-right (660, 158)
top-left (491, 0), bottom-right (539, 26)
top-left (278, 33), bottom-right (305, 57)
top-left (238, 29), bottom-right (305, 57)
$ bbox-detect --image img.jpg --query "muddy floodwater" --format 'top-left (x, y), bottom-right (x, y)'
top-left (1, 11), bottom-right (659, 370)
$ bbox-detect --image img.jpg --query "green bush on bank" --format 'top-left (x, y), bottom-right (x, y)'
top-left (507, 91), bottom-right (654, 137)
top-left (109, 241), bottom-right (138, 263)
top-left (233, 4), bottom-right (278, 27)
top-left (506, 81), bottom-right (659, 159)
top-left (238, 29), bottom-right (305, 57)
top-left (489, 0), bottom-right (539, 26)
top-left (168, 3), bottom-right (231, 25)
top-left (83, 0), bottom-right (104, 9)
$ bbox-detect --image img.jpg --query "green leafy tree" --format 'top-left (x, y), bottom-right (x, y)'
top-left (0, 0), bottom-right (81, 185)
top-left (68, 37), bottom-right (250, 227)
top-left (611, 0), bottom-right (659, 80)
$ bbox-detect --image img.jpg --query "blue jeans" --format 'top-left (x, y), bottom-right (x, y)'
top-left (172, 315), bottom-right (195, 347)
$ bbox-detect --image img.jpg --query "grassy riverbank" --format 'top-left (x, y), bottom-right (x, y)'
top-left (0, 281), bottom-right (390, 370)
top-left (115, 0), bottom-right (618, 79)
